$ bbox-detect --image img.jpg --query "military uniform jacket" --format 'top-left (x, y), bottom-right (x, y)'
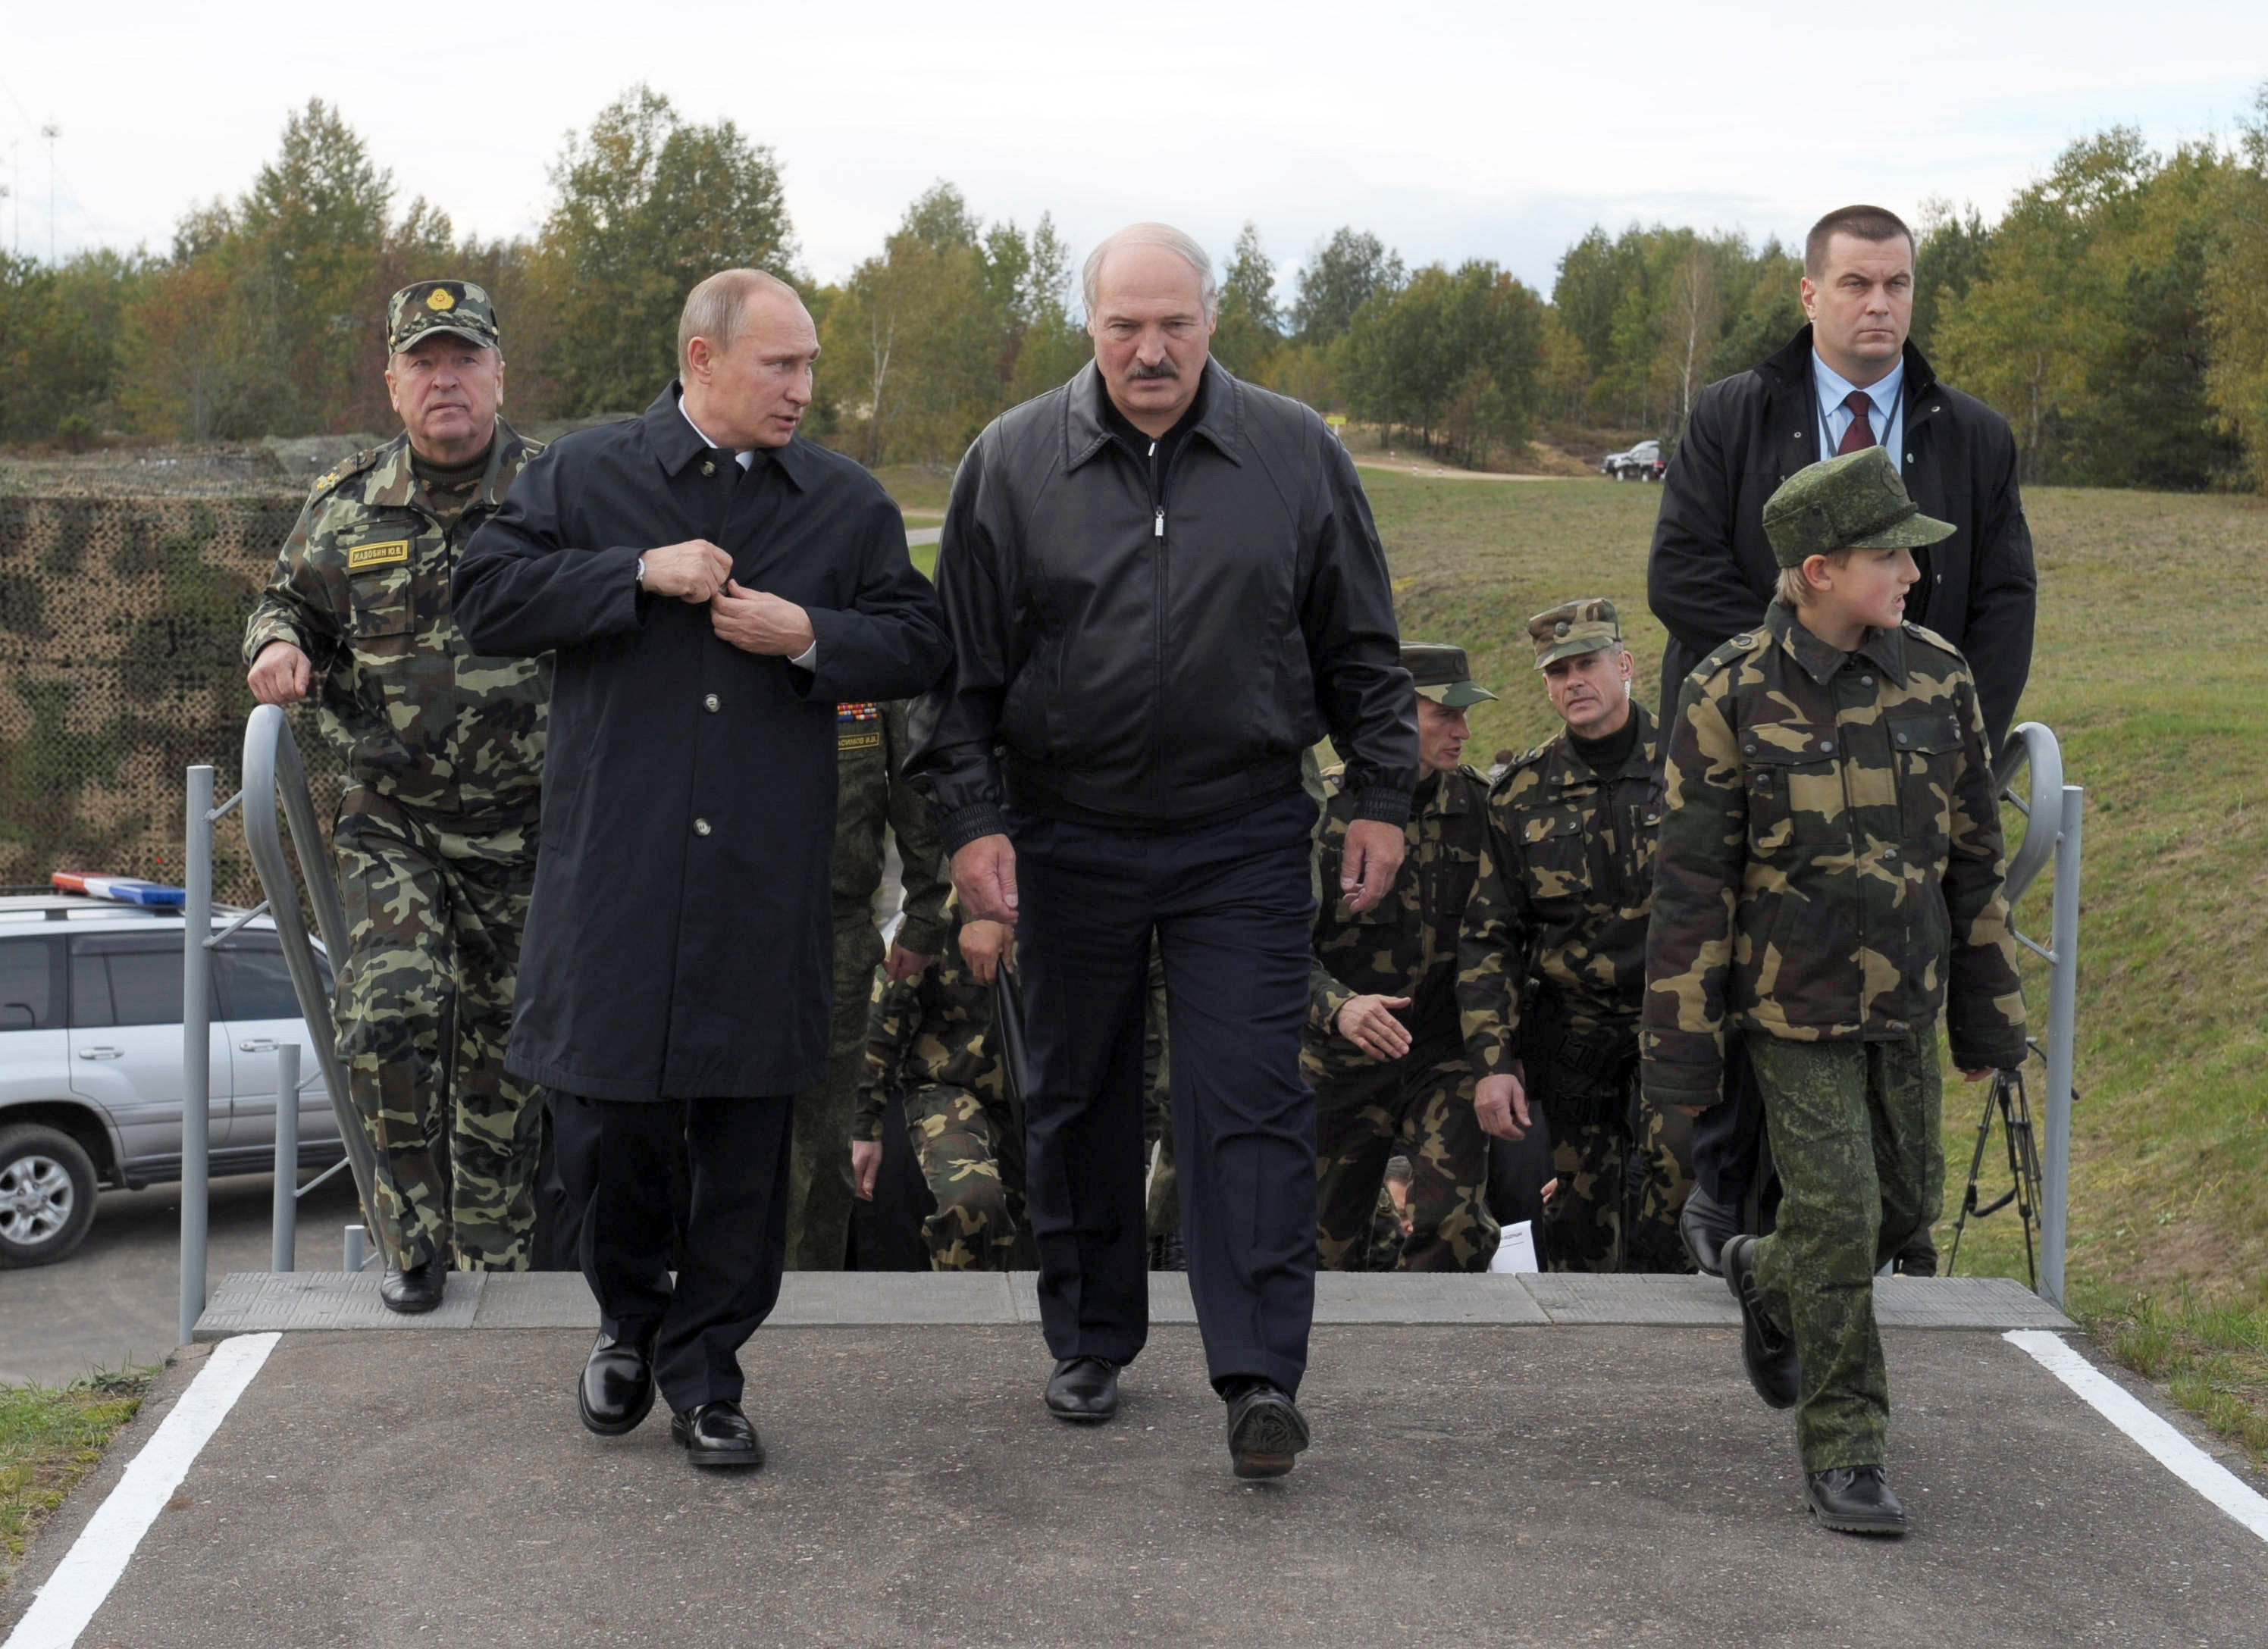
top-left (853, 921), bottom-right (1004, 1142)
top-left (451, 384), bottom-right (951, 1102)
top-left (1457, 706), bottom-right (1661, 1078)
top-left (1640, 600), bottom-right (2028, 1111)
top-left (832, 699), bottom-right (951, 965)
top-left (240, 421), bottom-right (548, 820)
top-left (1308, 766), bottom-right (1490, 1080)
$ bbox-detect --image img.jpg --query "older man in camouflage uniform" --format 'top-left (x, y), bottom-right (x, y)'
top-left (1308, 643), bottom-right (1499, 1273)
top-left (242, 280), bottom-right (547, 1312)
top-left (1643, 448), bottom-right (2026, 1534)
top-left (1460, 599), bottom-right (1691, 1272)
top-left (786, 698), bottom-right (952, 1269)
top-left (850, 904), bottom-right (1023, 1269)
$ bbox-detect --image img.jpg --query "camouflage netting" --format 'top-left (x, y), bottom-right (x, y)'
top-left (0, 490), bottom-right (346, 906)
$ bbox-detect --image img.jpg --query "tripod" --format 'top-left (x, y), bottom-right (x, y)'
top-left (1945, 1063), bottom-right (2044, 1288)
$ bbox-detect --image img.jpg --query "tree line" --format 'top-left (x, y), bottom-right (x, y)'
top-left (3, 83), bottom-right (2264, 491)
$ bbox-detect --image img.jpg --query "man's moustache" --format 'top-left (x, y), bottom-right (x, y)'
top-left (1127, 361), bottom-right (1179, 381)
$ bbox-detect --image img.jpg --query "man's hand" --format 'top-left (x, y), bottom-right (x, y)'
top-left (951, 834), bottom-right (1019, 925)
top-left (1960, 1067), bottom-right (1994, 1083)
top-left (883, 942), bottom-right (932, 984)
top-left (246, 641), bottom-right (312, 706)
top-left (710, 580), bottom-right (816, 656)
top-left (1474, 1072), bottom-right (1532, 1141)
top-left (958, 919), bottom-right (1014, 986)
top-left (639, 539), bottom-right (734, 602)
top-left (1339, 818), bottom-right (1405, 914)
top-left (850, 1141), bottom-right (881, 1201)
top-left (1334, 994), bottom-right (1413, 1061)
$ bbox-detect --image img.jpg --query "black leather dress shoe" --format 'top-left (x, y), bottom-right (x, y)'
top-left (1680, 1185), bottom-right (1739, 1277)
top-left (1722, 1234), bottom-right (1799, 1410)
top-left (669, 1400), bottom-right (764, 1468)
top-left (578, 1331), bottom-right (657, 1437)
top-left (1044, 1356), bottom-right (1120, 1422)
top-left (1224, 1381), bottom-right (1310, 1480)
top-left (1806, 1465), bottom-right (1907, 1535)
top-left (377, 1254), bottom-right (446, 1315)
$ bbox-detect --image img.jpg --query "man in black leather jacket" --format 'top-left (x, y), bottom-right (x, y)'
top-left (910, 221), bottom-right (1416, 1479)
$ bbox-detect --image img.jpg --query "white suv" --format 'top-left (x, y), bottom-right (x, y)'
top-left (0, 888), bottom-right (342, 1266)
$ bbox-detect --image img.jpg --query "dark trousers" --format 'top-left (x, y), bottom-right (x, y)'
top-left (1013, 790), bottom-right (1319, 1397)
top-left (552, 1090), bottom-right (794, 1413)
top-left (1692, 1038), bottom-right (1767, 1209)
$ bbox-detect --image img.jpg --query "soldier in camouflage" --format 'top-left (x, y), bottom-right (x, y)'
top-left (1309, 643), bottom-right (1500, 1273)
top-left (788, 699), bottom-right (952, 1269)
top-left (850, 904), bottom-right (1023, 1269)
top-left (1458, 598), bottom-right (1692, 1273)
top-left (242, 280), bottom-right (547, 1311)
top-left (1642, 447), bottom-right (2027, 1535)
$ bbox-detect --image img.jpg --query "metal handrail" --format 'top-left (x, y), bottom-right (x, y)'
top-left (1993, 721), bottom-right (2066, 908)
top-left (237, 706), bottom-right (378, 1225)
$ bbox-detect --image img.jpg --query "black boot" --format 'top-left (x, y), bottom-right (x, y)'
top-left (1679, 1184), bottom-right (1739, 1277)
top-left (1044, 1356), bottom-right (1120, 1422)
top-left (1223, 1379), bottom-right (1310, 1480)
top-left (1806, 1466), bottom-right (1906, 1535)
top-left (378, 1253), bottom-right (446, 1315)
top-left (1721, 1234), bottom-right (1798, 1409)
top-left (578, 1331), bottom-right (657, 1436)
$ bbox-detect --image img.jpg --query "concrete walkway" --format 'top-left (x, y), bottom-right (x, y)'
top-left (7, 1275), bottom-right (2263, 1648)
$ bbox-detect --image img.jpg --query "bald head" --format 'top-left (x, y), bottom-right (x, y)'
top-left (678, 268), bottom-right (803, 375)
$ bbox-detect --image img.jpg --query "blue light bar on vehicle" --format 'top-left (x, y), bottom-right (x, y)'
top-left (50, 871), bottom-right (188, 909)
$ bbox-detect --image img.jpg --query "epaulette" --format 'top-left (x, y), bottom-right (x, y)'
top-left (1319, 762), bottom-right (1349, 796)
top-left (1695, 627), bottom-right (1769, 681)
top-left (1488, 741), bottom-right (1553, 797)
top-left (1900, 618), bottom-right (1959, 659)
top-left (306, 446), bottom-right (382, 503)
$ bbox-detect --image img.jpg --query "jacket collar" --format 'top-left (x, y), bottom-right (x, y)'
top-left (1549, 702), bottom-right (1656, 784)
top-left (1759, 323), bottom-right (1939, 405)
top-left (357, 418), bottom-right (527, 514)
top-left (1766, 597), bottom-right (1909, 689)
top-left (643, 380), bottom-right (812, 489)
top-left (1064, 358), bottom-right (1245, 473)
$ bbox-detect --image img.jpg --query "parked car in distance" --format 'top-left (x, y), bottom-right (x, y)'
top-left (1602, 439), bottom-right (1666, 481)
top-left (0, 882), bottom-right (341, 1267)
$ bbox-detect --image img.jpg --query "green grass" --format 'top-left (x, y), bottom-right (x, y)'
top-left (2, 1369), bottom-right (150, 1587)
top-left (1363, 471), bottom-right (2268, 1463)
top-left (867, 463), bottom-right (954, 518)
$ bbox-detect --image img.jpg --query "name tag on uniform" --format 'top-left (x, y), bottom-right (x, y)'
top-left (346, 540), bottom-right (410, 572)
top-left (838, 701), bottom-right (882, 751)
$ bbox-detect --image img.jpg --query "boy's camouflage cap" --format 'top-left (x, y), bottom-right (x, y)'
top-left (1402, 641), bottom-right (1496, 708)
top-left (387, 281), bottom-right (500, 354)
top-left (1762, 446), bottom-right (1953, 568)
top-left (1528, 597), bottom-right (1623, 669)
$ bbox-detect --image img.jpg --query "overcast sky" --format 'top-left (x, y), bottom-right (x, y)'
top-left (5, 2), bottom-right (2263, 299)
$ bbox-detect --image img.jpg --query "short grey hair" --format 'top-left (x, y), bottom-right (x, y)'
top-left (678, 268), bottom-right (800, 372)
top-left (1082, 223), bottom-right (1219, 322)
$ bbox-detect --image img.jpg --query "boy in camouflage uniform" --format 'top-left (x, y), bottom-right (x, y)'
top-left (1642, 447), bottom-right (2027, 1535)
top-left (1458, 599), bottom-right (1691, 1273)
top-left (851, 904), bottom-right (1025, 1270)
top-left (1308, 643), bottom-right (1500, 1273)
top-left (241, 281), bottom-right (548, 1309)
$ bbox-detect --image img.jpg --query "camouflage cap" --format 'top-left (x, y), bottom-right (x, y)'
top-left (1762, 446), bottom-right (1954, 568)
top-left (1529, 597), bottom-right (1624, 669)
top-left (1403, 641), bottom-right (1497, 709)
top-left (387, 280), bottom-right (500, 355)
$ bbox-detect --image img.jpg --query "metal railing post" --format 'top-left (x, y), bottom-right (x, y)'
top-left (180, 765), bottom-right (214, 1346)
top-left (271, 1042), bottom-right (299, 1272)
top-left (2039, 784), bottom-right (2085, 1307)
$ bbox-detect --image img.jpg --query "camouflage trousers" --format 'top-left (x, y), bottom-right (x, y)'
top-left (904, 1081), bottom-right (1025, 1270)
top-left (1312, 1044), bottom-right (1499, 1272)
top-left (1746, 1030), bottom-right (1944, 1473)
top-left (785, 939), bottom-right (875, 1271)
top-left (331, 789), bottom-right (541, 1272)
top-left (1540, 1096), bottom-right (1696, 1273)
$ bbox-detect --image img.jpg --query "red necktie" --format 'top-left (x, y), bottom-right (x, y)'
top-left (1837, 390), bottom-right (1876, 455)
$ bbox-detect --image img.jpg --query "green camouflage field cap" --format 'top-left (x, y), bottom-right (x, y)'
top-left (1762, 446), bottom-right (1954, 568)
top-left (1529, 597), bottom-right (1624, 669)
top-left (1403, 642), bottom-right (1497, 709)
top-left (387, 280), bottom-right (500, 355)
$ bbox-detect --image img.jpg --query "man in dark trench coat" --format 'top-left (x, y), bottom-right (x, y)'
top-left (454, 268), bottom-right (950, 1466)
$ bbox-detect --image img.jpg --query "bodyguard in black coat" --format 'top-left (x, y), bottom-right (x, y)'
top-left (1646, 207), bottom-right (2037, 1276)
top-left (454, 271), bottom-right (949, 1466)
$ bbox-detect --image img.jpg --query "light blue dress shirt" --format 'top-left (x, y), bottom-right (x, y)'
top-left (1813, 352), bottom-right (1906, 468)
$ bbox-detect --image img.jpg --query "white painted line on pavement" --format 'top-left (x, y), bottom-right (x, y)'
top-left (5, 1332), bottom-right (280, 1649)
top-left (2006, 1329), bottom-right (2268, 1543)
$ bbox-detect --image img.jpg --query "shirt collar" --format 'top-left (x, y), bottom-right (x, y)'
top-left (1766, 598), bottom-right (1909, 688)
top-left (1812, 349), bottom-right (1903, 419)
top-left (643, 380), bottom-right (811, 489)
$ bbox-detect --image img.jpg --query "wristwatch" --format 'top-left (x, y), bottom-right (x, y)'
top-left (634, 555), bottom-right (646, 590)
